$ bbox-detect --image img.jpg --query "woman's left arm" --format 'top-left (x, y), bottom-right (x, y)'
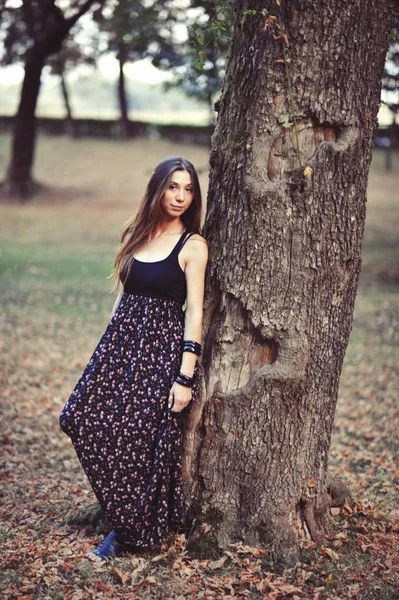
top-left (170, 236), bottom-right (208, 412)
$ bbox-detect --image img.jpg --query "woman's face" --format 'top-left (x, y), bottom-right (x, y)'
top-left (161, 170), bottom-right (194, 219)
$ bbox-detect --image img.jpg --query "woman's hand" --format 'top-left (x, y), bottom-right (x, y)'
top-left (168, 381), bottom-right (192, 413)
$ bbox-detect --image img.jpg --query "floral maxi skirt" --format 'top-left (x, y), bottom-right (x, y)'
top-left (60, 293), bottom-right (197, 548)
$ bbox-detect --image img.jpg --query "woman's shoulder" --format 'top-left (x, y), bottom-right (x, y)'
top-left (186, 232), bottom-right (208, 245)
top-left (183, 232), bottom-right (208, 265)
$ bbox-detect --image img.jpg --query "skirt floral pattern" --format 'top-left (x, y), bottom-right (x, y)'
top-left (60, 292), bottom-right (198, 549)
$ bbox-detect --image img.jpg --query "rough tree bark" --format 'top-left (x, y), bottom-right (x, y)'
top-left (181, 0), bottom-right (397, 563)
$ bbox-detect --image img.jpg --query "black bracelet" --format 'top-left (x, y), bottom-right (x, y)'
top-left (183, 346), bottom-right (200, 356)
top-left (176, 371), bottom-right (193, 383)
top-left (183, 340), bottom-right (202, 356)
top-left (175, 371), bottom-right (194, 388)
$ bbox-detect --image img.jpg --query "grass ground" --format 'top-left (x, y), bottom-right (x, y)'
top-left (0, 135), bottom-right (398, 599)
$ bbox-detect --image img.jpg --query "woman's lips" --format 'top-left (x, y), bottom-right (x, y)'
top-left (171, 205), bottom-right (184, 211)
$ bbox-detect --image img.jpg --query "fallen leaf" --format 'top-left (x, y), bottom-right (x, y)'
top-left (323, 547), bottom-right (339, 561)
top-left (111, 567), bottom-right (130, 585)
top-left (208, 556), bottom-right (228, 570)
top-left (151, 553), bottom-right (168, 562)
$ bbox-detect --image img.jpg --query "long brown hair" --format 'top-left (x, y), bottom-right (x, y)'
top-left (110, 156), bottom-right (202, 293)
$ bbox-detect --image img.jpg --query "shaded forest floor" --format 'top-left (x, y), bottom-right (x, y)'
top-left (0, 137), bottom-right (398, 599)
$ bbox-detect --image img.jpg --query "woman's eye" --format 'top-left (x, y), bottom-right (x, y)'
top-left (186, 188), bottom-right (193, 193)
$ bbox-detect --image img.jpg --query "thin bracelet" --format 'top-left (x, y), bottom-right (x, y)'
top-left (175, 371), bottom-right (194, 388)
top-left (176, 371), bottom-right (193, 384)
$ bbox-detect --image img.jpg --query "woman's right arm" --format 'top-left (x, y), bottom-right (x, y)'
top-left (111, 288), bottom-right (124, 318)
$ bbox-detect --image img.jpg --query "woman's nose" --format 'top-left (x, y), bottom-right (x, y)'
top-left (176, 189), bottom-right (185, 202)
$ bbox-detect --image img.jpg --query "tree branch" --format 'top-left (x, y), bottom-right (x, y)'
top-left (66, 0), bottom-right (98, 32)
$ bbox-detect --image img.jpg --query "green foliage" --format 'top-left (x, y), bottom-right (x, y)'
top-left (189, 0), bottom-right (233, 70)
top-left (160, 0), bottom-right (233, 122)
top-left (93, 0), bottom-right (178, 65)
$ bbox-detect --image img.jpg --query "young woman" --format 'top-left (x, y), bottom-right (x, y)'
top-left (60, 156), bottom-right (208, 561)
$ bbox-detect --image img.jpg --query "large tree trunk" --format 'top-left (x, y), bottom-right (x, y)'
top-left (6, 55), bottom-right (44, 197)
top-left (117, 43), bottom-right (130, 139)
top-left (181, 0), bottom-right (396, 563)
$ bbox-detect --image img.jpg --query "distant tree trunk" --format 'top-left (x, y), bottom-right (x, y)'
top-left (60, 68), bottom-right (78, 138)
top-left (5, 0), bottom-right (97, 198)
top-left (181, 0), bottom-right (396, 564)
top-left (384, 115), bottom-right (399, 171)
top-left (117, 43), bottom-right (130, 139)
top-left (6, 55), bottom-right (44, 197)
top-left (207, 60), bottom-right (219, 127)
top-left (385, 145), bottom-right (393, 171)
top-left (206, 91), bottom-right (215, 127)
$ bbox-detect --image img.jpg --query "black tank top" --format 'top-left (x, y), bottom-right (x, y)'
top-left (123, 231), bottom-right (193, 305)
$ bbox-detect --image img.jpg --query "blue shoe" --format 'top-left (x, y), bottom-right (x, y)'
top-left (90, 531), bottom-right (128, 561)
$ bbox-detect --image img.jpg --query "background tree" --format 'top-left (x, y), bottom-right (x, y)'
top-left (1, 0), bottom-right (101, 198)
top-left (94, 0), bottom-right (179, 138)
top-left (47, 29), bottom-right (98, 138)
top-left (180, 0), bottom-right (397, 563)
top-left (382, 18), bottom-right (399, 170)
top-left (157, 0), bottom-right (233, 124)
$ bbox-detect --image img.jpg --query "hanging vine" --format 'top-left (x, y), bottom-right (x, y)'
top-left (245, 2), bottom-right (306, 171)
